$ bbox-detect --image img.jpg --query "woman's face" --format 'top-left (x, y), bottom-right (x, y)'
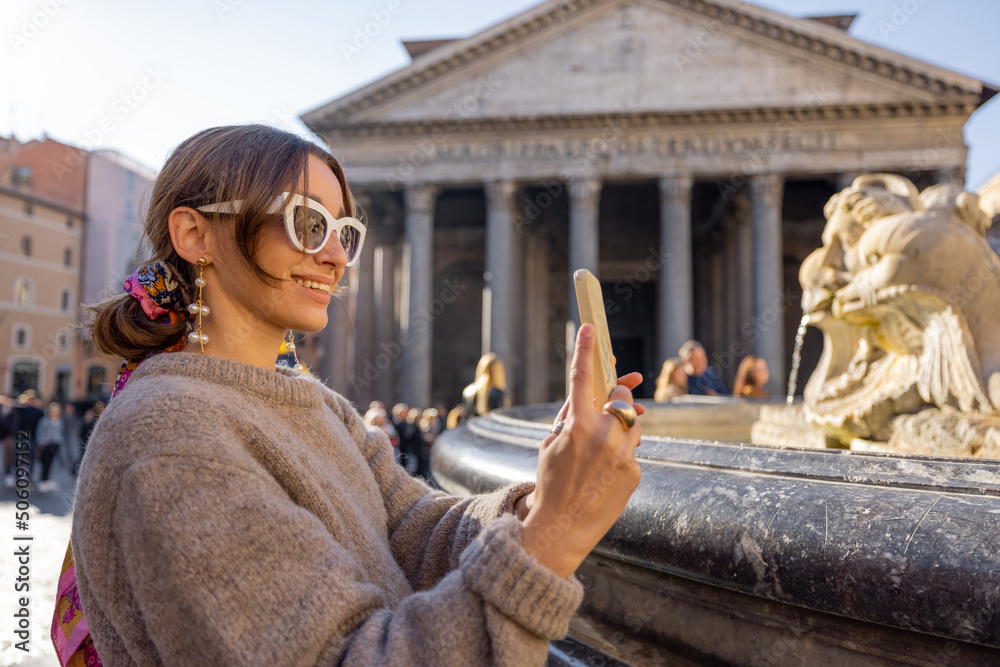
top-left (209, 154), bottom-right (350, 338)
top-left (671, 365), bottom-right (687, 387)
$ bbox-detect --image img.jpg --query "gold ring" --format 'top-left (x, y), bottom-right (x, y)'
top-left (602, 400), bottom-right (637, 429)
top-left (550, 420), bottom-right (565, 435)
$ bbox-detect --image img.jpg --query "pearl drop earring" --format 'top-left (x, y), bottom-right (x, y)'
top-left (187, 257), bottom-right (210, 352)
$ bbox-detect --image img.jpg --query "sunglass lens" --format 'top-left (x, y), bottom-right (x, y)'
top-left (340, 224), bottom-right (361, 261)
top-left (292, 206), bottom-right (327, 251)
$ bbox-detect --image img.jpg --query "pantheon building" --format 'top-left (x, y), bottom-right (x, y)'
top-left (299, 0), bottom-right (995, 410)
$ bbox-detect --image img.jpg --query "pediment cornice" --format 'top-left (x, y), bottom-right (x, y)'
top-left (322, 101), bottom-right (978, 139)
top-left (303, 0), bottom-right (993, 131)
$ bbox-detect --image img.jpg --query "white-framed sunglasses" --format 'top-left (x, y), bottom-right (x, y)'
top-left (197, 192), bottom-right (367, 266)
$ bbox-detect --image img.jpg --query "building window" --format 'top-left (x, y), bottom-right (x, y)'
top-left (12, 325), bottom-right (30, 350)
top-left (66, 217), bottom-right (74, 228)
top-left (11, 360), bottom-right (40, 396)
top-left (123, 199), bottom-right (133, 221)
top-left (14, 277), bottom-right (33, 306)
top-left (11, 165), bottom-right (32, 187)
top-left (23, 202), bottom-right (33, 216)
top-left (60, 288), bottom-right (72, 312)
top-left (55, 369), bottom-right (72, 402)
top-left (64, 247), bottom-right (72, 266)
top-left (21, 235), bottom-right (32, 257)
top-left (86, 365), bottom-right (107, 397)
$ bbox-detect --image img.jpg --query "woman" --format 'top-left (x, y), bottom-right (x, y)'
top-left (654, 357), bottom-right (687, 402)
top-left (462, 352), bottom-right (508, 417)
top-left (63, 125), bottom-right (643, 666)
top-left (733, 355), bottom-right (770, 398)
top-left (35, 402), bottom-right (65, 492)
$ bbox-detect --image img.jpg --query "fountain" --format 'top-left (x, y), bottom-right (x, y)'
top-left (433, 174), bottom-right (1000, 665)
top-left (754, 174), bottom-right (1000, 458)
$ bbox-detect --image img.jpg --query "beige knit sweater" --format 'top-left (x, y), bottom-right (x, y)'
top-left (71, 352), bottom-right (582, 666)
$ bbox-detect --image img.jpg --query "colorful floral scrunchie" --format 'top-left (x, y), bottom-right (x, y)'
top-left (52, 261), bottom-right (191, 667)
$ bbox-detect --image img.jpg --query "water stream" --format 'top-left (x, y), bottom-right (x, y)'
top-left (786, 315), bottom-right (810, 404)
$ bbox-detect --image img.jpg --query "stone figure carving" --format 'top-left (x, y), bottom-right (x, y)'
top-left (799, 174), bottom-right (1000, 457)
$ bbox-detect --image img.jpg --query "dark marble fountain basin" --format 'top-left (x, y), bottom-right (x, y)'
top-left (433, 400), bottom-right (1000, 666)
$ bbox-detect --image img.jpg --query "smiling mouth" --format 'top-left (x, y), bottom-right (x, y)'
top-left (293, 278), bottom-right (333, 294)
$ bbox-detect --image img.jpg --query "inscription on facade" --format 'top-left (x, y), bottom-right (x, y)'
top-left (428, 131), bottom-right (837, 163)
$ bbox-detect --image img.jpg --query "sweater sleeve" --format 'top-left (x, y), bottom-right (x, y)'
top-left (112, 455), bottom-right (582, 667)
top-left (328, 392), bottom-right (537, 590)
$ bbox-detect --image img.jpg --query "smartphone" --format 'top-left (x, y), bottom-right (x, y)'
top-left (573, 269), bottom-right (618, 404)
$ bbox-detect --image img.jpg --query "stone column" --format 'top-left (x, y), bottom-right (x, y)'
top-left (658, 175), bottom-right (693, 363)
top-left (566, 179), bottom-right (602, 384)
top-left (524, 231), bottom-right (550, 404)
top-left (321, 293), bottom-right (351, 395)
top-left (750, 173), bottom-right (785, 395)
top-left (373, 244), bottom-right (395, 405)
top-left (349, 190), bottom-right (377, 407)
top-left (403, 183), bottom-right (439, 406)
top-left (484, 180), bottom-right (519, 391)
top-left (567, 179), bottom-right (602, 327)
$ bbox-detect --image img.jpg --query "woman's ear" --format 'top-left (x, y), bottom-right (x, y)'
top-left (168, 207), bottom-right (213, 265)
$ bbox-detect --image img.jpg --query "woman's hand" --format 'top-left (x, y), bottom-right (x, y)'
top-left (520, 324), bottom-right (643, 579)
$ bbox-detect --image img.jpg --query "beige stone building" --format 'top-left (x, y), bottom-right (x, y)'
top-left (0, 186), bottom-right (84, 399)
top-left (302, 0), bottom-right (997, 409)
top-left (0, 138), bottom-right (153, 401)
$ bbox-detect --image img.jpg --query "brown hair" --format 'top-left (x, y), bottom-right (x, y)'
top-left (85, 125), bottom-right (355, 360)
top-left (733, 355), bottom-right (766, 397)
top-left (654, 357), bottom-right (685, 402)
top-left (474, 353), bottom-right (508, 415)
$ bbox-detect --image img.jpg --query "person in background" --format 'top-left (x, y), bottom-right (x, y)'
top-left (1, 396), bottom-right (15, 488)
top-left (75, 401), bottom-right (104, 476)
top-left (462, 352), bottom-right (509, 417)
top-left (12, 391), bottom-right (44, 480)
top-left (393, 406), bottom-right (421, 475)
top-left (36, 402), bottom-right (66, 492)
top-left (654, 357), bottom-right (688, 402)
top-left (679, 340), bottom-right (728, 396)
top-left (733, 355), bottom-right (771, 398)
top-left (417, 408), bottom-right (443, 480)
top-left (363, 407), bottom-right (399, 463)
top-left (61, 402), bottom-right (83, 471)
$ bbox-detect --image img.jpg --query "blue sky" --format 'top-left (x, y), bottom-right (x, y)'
top-left (2, 0), bottom-right (998, 187)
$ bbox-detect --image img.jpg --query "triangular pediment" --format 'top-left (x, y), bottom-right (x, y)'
top-left (303, 0), bottom-right (990, 130)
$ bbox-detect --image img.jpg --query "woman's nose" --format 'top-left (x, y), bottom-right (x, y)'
top-left (319, 230), bottom-right (349, 269)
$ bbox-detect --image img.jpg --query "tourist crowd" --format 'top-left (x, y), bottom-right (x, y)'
top-left (654, 339), bottom-right (771, 402)
top-left (1, 390), bottom-right (105, 491)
